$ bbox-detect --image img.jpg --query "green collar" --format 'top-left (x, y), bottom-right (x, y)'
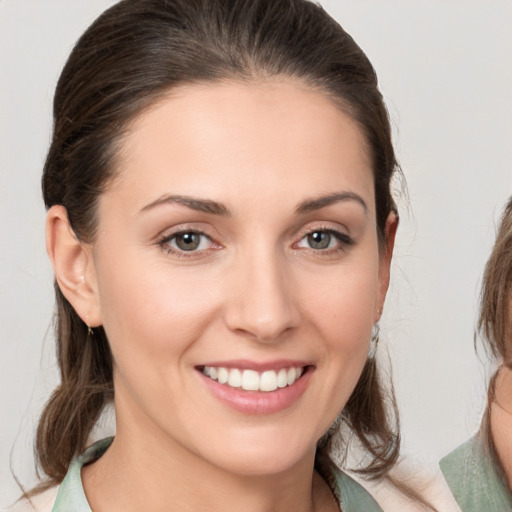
top-left (440, 435), bottom-right (512, 511)
top-left (52, 437), bottom-right (113, 512)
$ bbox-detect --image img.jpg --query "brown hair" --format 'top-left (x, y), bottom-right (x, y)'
top-left (478, 196), bottom-right (512, 483)
top-left (479, 197), bottom-right (512, 363)
top-left (38, 0), bottom-right (400, 489)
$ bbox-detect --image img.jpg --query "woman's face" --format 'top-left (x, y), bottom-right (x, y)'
top-left (84, 80), bottom-right (394, 475)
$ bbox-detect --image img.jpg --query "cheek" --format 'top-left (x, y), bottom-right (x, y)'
top-left (94, 253), bottom-right (222, 368)
top-left (304, 266), bottom-right (379, 345)
top-left (301, 264), bottom-right (378, 405)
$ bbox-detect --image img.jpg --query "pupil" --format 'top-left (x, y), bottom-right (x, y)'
top-left (308, 231), bottom-right (330, 249)
top-left (176, 233), bottom-right (200, 251)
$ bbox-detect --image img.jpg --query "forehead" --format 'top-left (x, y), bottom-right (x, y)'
top-left (107, 79), bottom-right (374, 213)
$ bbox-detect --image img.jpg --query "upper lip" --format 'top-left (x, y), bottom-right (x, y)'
top-left (196, 359), bottom-right (312, 371)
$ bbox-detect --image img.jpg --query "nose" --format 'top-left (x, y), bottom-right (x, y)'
top-left (224, 250), bottom-right (300, 342)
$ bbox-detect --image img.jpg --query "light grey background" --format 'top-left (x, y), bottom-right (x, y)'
top-left (1, 0), bottom-right (511, 506)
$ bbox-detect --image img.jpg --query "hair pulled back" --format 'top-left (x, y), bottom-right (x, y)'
top-left (39, 0), bottom-right (400, 487)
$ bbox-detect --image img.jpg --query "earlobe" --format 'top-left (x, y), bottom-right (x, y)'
top-left (46, 205), bottom-right (102, 327)
top-left (376, 211), bottom-right (399, 321)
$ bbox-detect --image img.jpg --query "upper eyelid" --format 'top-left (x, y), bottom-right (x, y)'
top-left (156, 224), bottom-right (216, 242)
top-left (158, 230), bottom-right (219, 259)
top-left (155, 222), bottom-right (353, 245)
top-left (296, 224), bottom-right (351, 239)
top-left (298, 228), bottom-right (352, 243)
top-left (163, 231), bottom-right (208, 241)
top-left (159, 230), bottom-right (217, 249)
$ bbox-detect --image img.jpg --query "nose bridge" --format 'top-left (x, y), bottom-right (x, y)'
top-left (225, 244), bottom-right (300, 341)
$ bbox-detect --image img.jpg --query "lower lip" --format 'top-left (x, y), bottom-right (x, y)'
top-left (198, 368), bottom-right (313, 415)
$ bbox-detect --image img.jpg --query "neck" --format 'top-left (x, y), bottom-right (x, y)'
top-left (490, 366), bottom-right (512, 488)
top-left (82, 425), bottom-right (336, 512)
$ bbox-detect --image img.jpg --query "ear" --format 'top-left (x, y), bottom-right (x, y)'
top-left (46, 205), bottom-right (102, 327)
top-left (375, 211), bottom-right (399, 322)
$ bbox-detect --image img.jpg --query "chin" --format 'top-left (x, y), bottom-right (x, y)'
top-left (193, 427), bottom-right (320, 477)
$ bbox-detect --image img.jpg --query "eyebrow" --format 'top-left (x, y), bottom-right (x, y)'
top-left (139, 191), bottom-right (367, 217)
top-left (295, 191), bottom-right (368, 215)
top-left (139, 194), bottom-right (231, 216)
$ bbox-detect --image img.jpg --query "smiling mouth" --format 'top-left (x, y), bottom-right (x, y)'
top-left (200, 366), bottom-right (306, 392)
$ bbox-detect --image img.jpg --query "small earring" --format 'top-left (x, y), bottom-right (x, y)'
top-left (368, 323), bottom-right (380, 359)
top-left (87, 324), bottom-right (94, 337)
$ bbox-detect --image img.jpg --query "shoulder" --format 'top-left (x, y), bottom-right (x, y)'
top-left (4, 438), bottom-right (113, 512)
top-left (50, 438), bottom-right (113, 512)
top-left (326, 464), bottom-right (383, 511)
top-left (361, 465), bottom-right (462, 512)
top-left (3, 487), bottom-right (58, 512)
top-left (323, 457), bottom-right (459, 511)
top-left (440, 435), bottom-right (512, 511)
top-left (440, 435), bottom-right (482, 473)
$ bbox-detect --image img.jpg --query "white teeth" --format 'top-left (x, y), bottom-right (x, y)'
top-left (277, 368), bottom-right (288, 388)
top-left (228, 368), bottom-right (242, 388)
top-left (218, 367), bottom-right (228, 384)
top-left (260, 370), bottom-right (278, 392)
top-left (242, 370), bottom-right (259, 391)
top-left (287, 367), bottom-right (296, 385)
top-left (202, 365), bottom-right (305, 392)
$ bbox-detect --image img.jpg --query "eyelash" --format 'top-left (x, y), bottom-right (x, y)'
top-left (158, 230), bottom-right (218, 259)
top-left (295, 228), bottom-right (354, 253)
top-left (157, 227), bottom-right (354, 259)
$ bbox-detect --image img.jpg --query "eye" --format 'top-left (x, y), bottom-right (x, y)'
top-left (304, 231), bottom-right (333, 250)
top-left (162, 231), bottom-right (214, 253)
top-left (296, 229), bottom-right (352, 250)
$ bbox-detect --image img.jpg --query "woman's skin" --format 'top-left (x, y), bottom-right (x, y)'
top-left (46, 79), bottom-right (396, 512)
top-left (491, 366), bottom-right (512, 487)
